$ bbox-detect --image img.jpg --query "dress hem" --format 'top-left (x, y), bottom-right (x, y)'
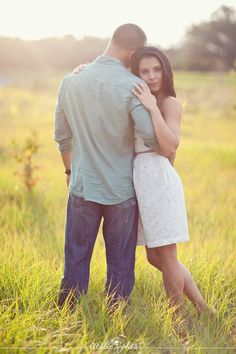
top-left (137, 236), bottom-right (189, 248)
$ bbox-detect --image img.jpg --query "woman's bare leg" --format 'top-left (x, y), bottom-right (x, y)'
top-left (178, 262), bottom-right (207, 313)
top-left (146, 246), bottom-right (208, 313)
top-left (147, 244), bottom-right (185, 311)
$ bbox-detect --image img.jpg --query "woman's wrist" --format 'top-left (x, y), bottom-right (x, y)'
top-left (150, 105), bottom-right (160, 116)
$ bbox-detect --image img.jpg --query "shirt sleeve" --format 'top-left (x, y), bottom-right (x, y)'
top-left (129, 96), bottom-right (159, 150)
top-left (54, 79), bottom-right (73, 152)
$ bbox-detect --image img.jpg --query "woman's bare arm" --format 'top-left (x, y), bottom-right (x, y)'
top-left (132, 83), bottom-right (181, 159)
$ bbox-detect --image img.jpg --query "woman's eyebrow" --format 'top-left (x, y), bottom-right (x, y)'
top-left (140, 65), bottom-right (161, 70)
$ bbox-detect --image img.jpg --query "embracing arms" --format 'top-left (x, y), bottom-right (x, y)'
top-left (132, 83), bottom-right (181, 160)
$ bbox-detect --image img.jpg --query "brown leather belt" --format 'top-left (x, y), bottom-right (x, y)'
top-left (135, 150), bottom-right (153, 156)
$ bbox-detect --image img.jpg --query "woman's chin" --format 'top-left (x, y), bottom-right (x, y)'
top-left (150, 88), bottom-right (161, 95)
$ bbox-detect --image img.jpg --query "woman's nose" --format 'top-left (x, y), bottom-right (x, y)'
top-left (148, 72), bottom-right (156, 80)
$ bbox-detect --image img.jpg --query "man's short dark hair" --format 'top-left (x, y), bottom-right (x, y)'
top-left (111, 24), bottom-right (147, 50)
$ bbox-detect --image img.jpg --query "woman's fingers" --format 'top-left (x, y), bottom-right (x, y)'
top-left (140, 82), bottom-right (150, 92)
top-left (137, 83), bottom-right (145, 92)
top-left (132, 88), bottom-right (141, 97)
top-left (73, 63), bottom-right (87, 73)
top-left (133, 85), bottom-right (143, 96)
top-left (133, 83), bottom-right (146, 95)
top-left (134, 82), bottom-right (150, 94)
top-left (144, 83), bottom-right (151, 92)
top-left (133, 83), bottom-right (142, 92)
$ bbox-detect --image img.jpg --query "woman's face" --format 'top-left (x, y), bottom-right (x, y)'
top-left (138, 56), bottom-right (163, 94)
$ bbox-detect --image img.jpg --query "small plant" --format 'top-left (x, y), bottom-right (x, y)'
top-left (12, 132), bottom-right (40, 191)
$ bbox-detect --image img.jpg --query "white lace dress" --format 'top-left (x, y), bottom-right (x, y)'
top-left (133, 132), bottom-right (189, 248)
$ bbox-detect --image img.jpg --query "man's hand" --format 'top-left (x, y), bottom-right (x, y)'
top-left (66, 175), bottom-right (70, 188)
top-left (61, 152), bottom-right (72, 188)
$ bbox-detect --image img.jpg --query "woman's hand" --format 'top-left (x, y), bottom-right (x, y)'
top-left (132, 83), bottom-right (157, 112)
top-left (73, 63), bottom-right (88, 74)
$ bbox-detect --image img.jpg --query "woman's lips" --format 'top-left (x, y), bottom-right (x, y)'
top-left (149, 82), bottom-right (159, 86)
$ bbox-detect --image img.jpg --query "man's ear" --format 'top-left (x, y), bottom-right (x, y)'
top-left (128, 50), bottom-right (135, 61)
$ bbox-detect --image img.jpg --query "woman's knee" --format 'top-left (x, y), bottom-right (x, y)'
top-left (157, 244), bottom-right (178, 265)
top-left (146, 248), bottom-right (162, 270)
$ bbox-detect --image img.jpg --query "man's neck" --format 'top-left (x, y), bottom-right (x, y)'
top-left (103, 47), bottom-right (129, 67)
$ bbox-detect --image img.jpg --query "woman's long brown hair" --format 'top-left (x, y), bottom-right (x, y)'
top-left (130, 46), bottom-right (176, 98)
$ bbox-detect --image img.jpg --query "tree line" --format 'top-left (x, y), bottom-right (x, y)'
top-left (0, 6), bottom-right (235, 72)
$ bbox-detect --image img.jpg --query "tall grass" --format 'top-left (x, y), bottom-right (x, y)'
top-left (0, 71), bottom-right (236, 353)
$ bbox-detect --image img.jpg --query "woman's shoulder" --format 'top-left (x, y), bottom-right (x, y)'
top-left (159, 95), bottom-right (180, 106)
top-left (158, 96), bottom-right (182, 113)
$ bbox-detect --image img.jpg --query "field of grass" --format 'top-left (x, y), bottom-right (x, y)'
top-left (0, 70), bottom-right (236, 353)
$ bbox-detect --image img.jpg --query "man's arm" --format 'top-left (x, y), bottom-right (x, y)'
top-left (130, 101), bottom-right (157, 147)
top-left (54, 79), bottom-right (73, 185)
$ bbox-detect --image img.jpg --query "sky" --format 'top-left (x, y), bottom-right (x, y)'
top-left (0, 0), bottom-right (235, 47)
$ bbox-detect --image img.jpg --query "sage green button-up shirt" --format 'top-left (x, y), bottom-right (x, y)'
top-left (54, 55), bottom-right (157, 204)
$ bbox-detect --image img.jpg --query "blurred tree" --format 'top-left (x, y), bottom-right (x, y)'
top-left (0, 35), bottom-right (109, 72)
top-left (0, 6), bottom-right (235, 72)
top-left (177, 5), bottom-right (236, 71)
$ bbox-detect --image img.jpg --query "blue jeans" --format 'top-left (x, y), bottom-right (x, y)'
top-left (58, 194), bottom-right (138, 307)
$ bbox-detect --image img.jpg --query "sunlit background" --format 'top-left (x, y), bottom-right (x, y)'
top-left (0, 0), bottom-right (235, 46)
top-left (0, 0), bottom-right (236, 352)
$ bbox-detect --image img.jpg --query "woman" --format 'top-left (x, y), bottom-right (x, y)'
top-left (73, 48), bottom-right (214, 318)
top-left (130, 46), bottom-right (211, 316)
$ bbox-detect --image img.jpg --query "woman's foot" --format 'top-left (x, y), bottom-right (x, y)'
top-left (171, 306), bottom-right (191, 341)
top-left (197, 305), bottom-right (217, 319)
top-left (172, 317), bottom-right (190, 341)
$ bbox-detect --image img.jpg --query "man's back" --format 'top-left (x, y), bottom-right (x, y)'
top-left (56, 23), bottom-right (154, 310)
top-left (55, 55), bottom-right (156, 204)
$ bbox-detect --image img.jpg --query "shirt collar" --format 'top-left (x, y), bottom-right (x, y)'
top-left (95, 55), bottom-right (125, 66)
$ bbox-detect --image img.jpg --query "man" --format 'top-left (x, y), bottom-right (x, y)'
top-left (54, 23), bottom-right (158, 309)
